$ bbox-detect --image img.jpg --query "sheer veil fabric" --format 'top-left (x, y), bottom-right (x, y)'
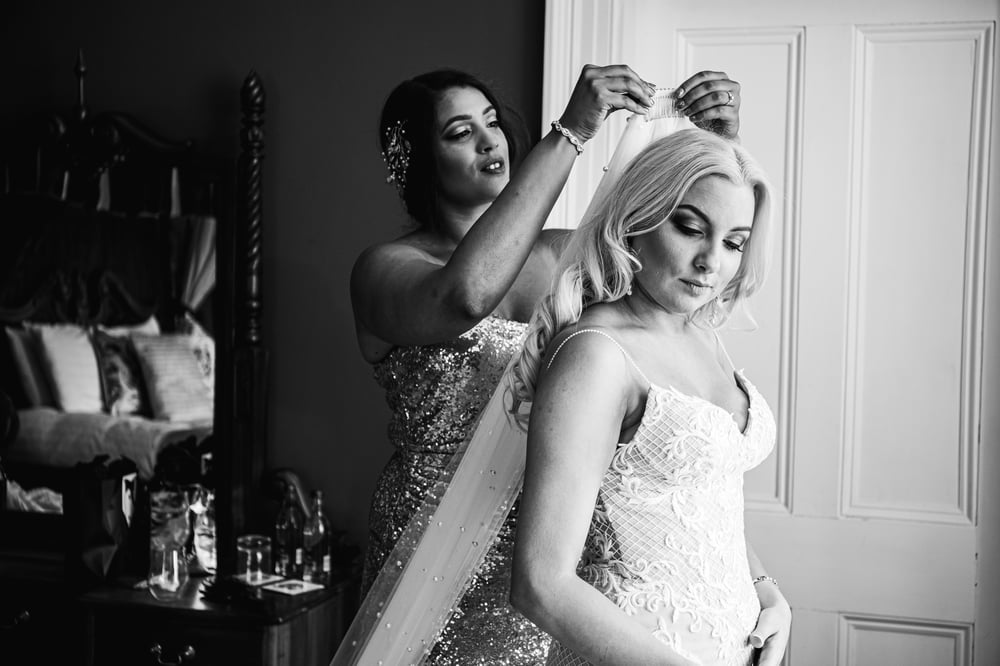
top-left (331, 112), bottom-right (694, 666)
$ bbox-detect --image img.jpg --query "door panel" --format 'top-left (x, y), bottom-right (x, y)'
top-left (543, 1), bottom-right (998, 663)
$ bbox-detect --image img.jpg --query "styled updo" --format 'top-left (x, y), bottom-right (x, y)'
top-left (378, 69), bottom-right (528, 231)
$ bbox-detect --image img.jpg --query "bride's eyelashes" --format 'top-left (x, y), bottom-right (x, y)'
top-left (670, 218), bottom-right (748, 254)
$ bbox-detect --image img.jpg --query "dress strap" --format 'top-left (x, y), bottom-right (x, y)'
top-left (546, 329), bottom-right (652, 386)
top-left (714, 330), bottom-right (738, 374)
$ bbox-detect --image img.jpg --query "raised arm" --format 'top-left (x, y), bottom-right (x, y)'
top-left (510, 332), bottom-right (698, 666)
top-left (352, 66), bottom-right (655, 350)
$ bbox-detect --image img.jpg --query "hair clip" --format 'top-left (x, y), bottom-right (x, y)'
top-left (382, 120), bottom-right (411, 195)
top-left (646, 88), bottom-right (684, 122)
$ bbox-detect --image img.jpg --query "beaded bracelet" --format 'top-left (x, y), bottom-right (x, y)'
top-left (551, 120), bottom-right (584, 155)
top-left (752, 575), bottom-right (779, 588)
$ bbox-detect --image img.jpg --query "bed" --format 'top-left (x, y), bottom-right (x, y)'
top-left (0, 54), bottom-right (220, 512)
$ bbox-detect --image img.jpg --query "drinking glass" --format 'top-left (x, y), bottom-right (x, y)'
top-left (148, 543), bottom-right (189, 600)
top-left (236, 534), bottom-right (272, 584)
top-left (148, 487), bottom-right (190, 600)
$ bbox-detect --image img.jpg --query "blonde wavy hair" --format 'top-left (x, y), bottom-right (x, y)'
top-left (507, 128), bottom-right (773, 427)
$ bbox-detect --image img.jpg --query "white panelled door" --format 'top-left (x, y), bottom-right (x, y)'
top-left (543, 1), bottom-right (1000, 664)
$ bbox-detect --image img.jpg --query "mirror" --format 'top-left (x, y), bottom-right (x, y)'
top-left (0, 55), bottom-right (267, 581)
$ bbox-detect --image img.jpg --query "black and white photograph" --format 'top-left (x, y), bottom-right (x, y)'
top-left (1, 1), bottom-right (996, 665)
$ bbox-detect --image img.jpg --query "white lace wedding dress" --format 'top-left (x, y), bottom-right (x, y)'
top-left (545, 330), bottom-right (776, 666)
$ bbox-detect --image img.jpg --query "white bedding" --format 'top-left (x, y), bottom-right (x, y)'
top-left (4, 408), bottom-right (212, 479)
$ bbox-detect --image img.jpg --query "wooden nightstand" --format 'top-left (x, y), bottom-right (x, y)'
top-left (80, 573), bottom-right (359, 666)
top-left (0, 549), bottom-right (80, 666)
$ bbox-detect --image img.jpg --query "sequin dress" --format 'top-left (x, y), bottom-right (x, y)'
top-left (545, 331), bottom-right (776, 666)
top-left (363, 314), bottom-right (550, 665)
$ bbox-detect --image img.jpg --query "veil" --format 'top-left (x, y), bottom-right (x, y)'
top-left (331, 110), bottom-right (694, 666)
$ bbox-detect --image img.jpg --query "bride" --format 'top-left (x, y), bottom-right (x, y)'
top-left (507, 128), bottom-right (791, 665)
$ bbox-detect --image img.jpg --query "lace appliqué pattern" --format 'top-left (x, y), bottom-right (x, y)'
top-left (547, 371), bottom-right (776, 666)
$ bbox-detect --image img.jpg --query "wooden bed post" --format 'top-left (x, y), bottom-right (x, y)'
top-left (217, 70), bottom-right (268, 574)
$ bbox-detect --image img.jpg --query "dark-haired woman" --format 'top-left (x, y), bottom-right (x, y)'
top-left (350, 66), bottom-right (743, 664)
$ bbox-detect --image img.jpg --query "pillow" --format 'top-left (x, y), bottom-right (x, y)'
top-left (178, 312), bottom-right (214, 399)
top-left (98, 315), bottom-right (161, 338)
top-left (30, 323), bottom-right (103, 413)
top-left (4, 327), bottom-right (54, 407)
top-left (91, 329), bottom-right (148, 417)
top-left (132, 334), bottom-right (213, 423)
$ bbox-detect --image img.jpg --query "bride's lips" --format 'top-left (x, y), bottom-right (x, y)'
top-left (681, 278), bottom-right (713, 293)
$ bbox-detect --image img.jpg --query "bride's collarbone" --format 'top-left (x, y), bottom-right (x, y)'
top-left (619, 332), bottom-right (745, 407)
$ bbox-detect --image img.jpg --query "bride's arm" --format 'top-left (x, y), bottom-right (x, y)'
top-left (746, 541), bottom-right (791, 666)
top-left (510, 332), bottom-right (697, 666)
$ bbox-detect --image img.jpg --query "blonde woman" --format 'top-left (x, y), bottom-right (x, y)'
top-left (508, 129), bottom-right (791, 665)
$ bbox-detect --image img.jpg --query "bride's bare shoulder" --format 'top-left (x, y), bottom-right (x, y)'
top-left (544, 308), bottom-right (631, 369)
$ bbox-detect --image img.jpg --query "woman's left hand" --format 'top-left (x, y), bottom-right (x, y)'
top-left (675, 71), bottom-right (741, 139)
top-left (749, 593), bottom-right (791, 666)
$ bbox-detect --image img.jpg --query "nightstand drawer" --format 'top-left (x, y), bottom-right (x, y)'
top-left (90, 612), bottom-right (262, 666)
top-left (0, 578), bottom-right (79, 665)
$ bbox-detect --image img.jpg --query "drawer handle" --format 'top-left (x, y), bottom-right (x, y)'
top-left (0, 609), bottom-right (30, 630)
top-left (149, 643), bottom-right (197, 665)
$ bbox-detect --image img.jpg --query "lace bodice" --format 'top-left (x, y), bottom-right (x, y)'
top-left (547, 332), bottom-right (776, 666)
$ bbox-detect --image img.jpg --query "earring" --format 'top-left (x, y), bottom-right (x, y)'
top-left (708, 297), bottom-right (725, 327)
top-left (626, 282), bottom-right (633, 297)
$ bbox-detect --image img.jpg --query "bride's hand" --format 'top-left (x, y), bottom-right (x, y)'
top-left (675, 70), bottom-right (742, 139)
top-left (749, 582), bottom-right (791, 666)
top-left (558, 64), bottom-right (655, 143)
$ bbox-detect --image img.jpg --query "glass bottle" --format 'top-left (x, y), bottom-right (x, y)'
top-left (302, 490), bottom-right (332, 585)
top-left (274, 484), bottom-right (304, 578)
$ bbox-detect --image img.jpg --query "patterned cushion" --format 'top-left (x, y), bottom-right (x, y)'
top-left (131, 333), bottom-right (212, 423)
top-left (91, 329), bottom-right (148, 417)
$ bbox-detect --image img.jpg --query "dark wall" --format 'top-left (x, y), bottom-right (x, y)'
top-left (1, 1), bottom-right (545, 546)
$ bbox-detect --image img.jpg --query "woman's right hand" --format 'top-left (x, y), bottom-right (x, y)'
top-left (558, 64), bottom-right (656, 143)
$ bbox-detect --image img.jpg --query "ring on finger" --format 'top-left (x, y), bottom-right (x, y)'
top-left (725, 90), bottom-right (735, 106)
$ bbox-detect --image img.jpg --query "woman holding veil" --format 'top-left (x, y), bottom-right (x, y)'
top-left (507, 129), bottom-right (791, 665)
top-left (344, 66), bottom-right (744, 664)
